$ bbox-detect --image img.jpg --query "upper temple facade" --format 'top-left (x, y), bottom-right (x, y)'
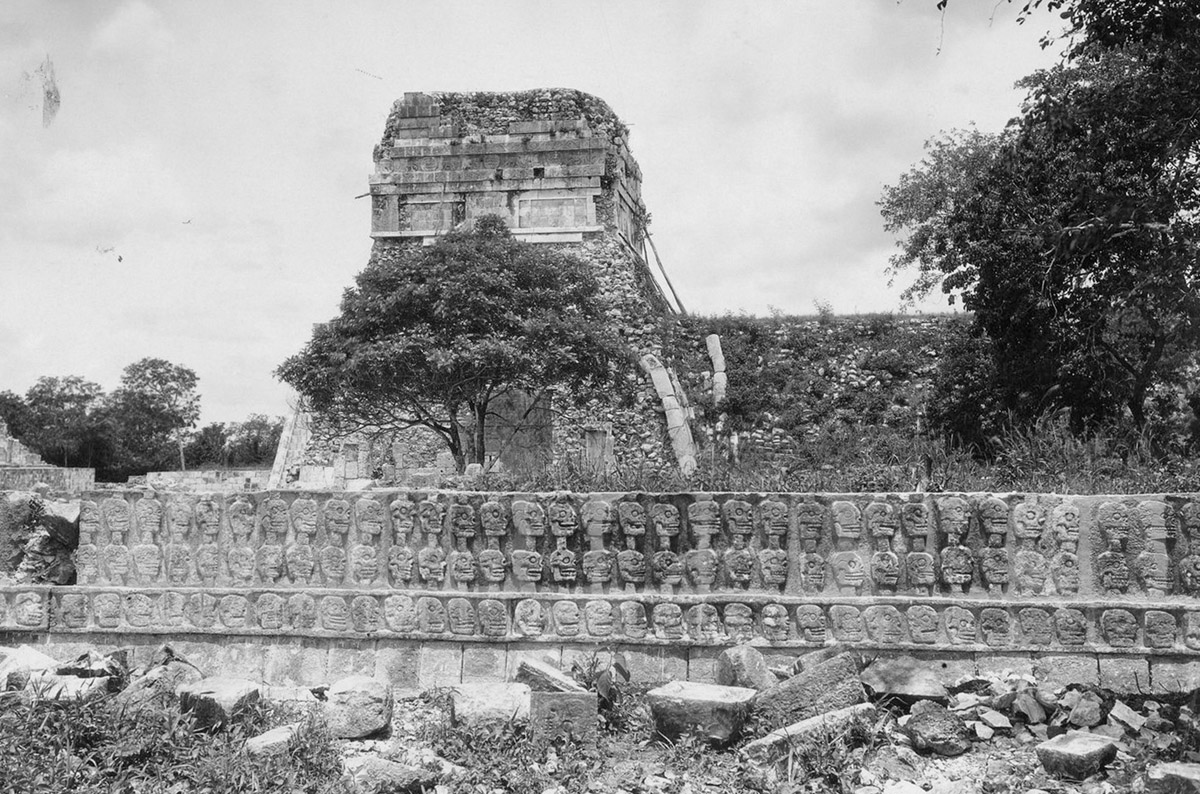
top-left (368, 90), bottom-right (649, 253)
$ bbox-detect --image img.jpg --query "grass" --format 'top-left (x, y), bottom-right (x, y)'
top-left (476, 412), bottom-right (1198, 494)
top-left (0, 694), bottom-right (348, 794)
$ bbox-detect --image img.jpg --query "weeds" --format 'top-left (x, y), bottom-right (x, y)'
top-left (0, 695), bottom-right (348, 794)
top-left (414, 689), bottom-right (597, 794)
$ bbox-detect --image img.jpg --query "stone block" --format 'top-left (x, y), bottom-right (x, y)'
top-left (25, 671), bottom-right (110, 701)
top-left (375, 646), bottom-right (422, 694)
top-left (419, 642), bottom-right (462, 689)
top-left (975, 652), bottom-right (1034, 680)
top-left (903, 700), bottom-right (971, 757)
top-left (169, 641), bottom-right (221, 676)
top-left (1099, 656), bottom-right (1150, 694)
top-left (714, 645), bottom-right (774, 691)
top-left (754, 652), bottom-right (866, 731)
top-left (343, 755), bottom-right (440, 794)
top-left (624, 647), bottom-right (687, 684)
top-left (1147, 761), bottom-right (1200, 793)
top-left (177, 677), bottom-right (261, 729)
top-left (0, 644), bottom-right (58, 690)
top-left (246, 724), bottom-right (298, 757)
top-left (860, 656), bottom-right (948, 700)
top-left (529, 690), bottom-right (598, 747)
top-left (328, 644), bottom-right (376, 680)
top-left (514, 658), bottom-right (586, 693)
top-left (451, 682), bottom-right (530, 725)
top-left (115, 659), bottom-right (204, 712)
top-left (325, 675), bottom-right (393, 739)
top-left (462, 645), bottom-right (506, 683)
top-left (1149, 659), bottom-right (1200, 695)
top-left (506, 644), bottom-right (562, 680)
top-left (558, 646), bottom-right (605, 678)
top-left (1033, 654), bottom-right (1099, 689)
top-left (219, 642), bottom-right (266, 682)
top-left (264, 642), bottom-right (327, 687)
top-left (1036, 731), bottom-right (1118, 780)
top-left (646, 681), bottom-right (757, 743)
top-left (687, 648), bottom-right (719, 684)
top-left (742, 703), bottom-right (878, 766)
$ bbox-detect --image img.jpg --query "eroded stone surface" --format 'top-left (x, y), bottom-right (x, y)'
top-left (1147, 761), bottom-right (1200, 793)
top-left (514, 658), bottom-right (586, 693)
top-left (903, 700), bottom-right (971, 757)
top-left (177, 677), bottom-right (261, 729)
top-left (450, 682), bottom-right (530, 725)
top-left (646, 681), bottom-right (756, 743)
top-left (529, 690), bottom-right (598, 746)
top-left (754, 652), bottom-right (865, 731)
top-left (326, 675), bottom-right (394, 739)
top-left (714, 645), bottom-right (775, 691)
top-left (246, 723), bottom-right (298, 757)
top-left (1036, 731), bottom-right (1118, 780)
top-left (742, 702), bottom-right (877, 766)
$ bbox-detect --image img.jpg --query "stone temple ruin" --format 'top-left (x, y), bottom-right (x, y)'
top-left (271, 89), bottom-right (691, 488)
top-left (3, 91), bottom-right (1199, 703)
top-left (4, 489), bottom-right (1200, 693)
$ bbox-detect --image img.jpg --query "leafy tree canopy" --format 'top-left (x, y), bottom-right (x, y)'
top-left (884, 0), bottom-right (1200, 431)
top-left (277, 215), bottom-right (625, 469)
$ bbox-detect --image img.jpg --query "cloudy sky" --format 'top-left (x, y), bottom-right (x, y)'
top-left (0, 1), bottom-right (1062, 423)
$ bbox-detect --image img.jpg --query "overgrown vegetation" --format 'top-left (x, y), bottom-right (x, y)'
top-left (0, 695), bottom-right (347, 794)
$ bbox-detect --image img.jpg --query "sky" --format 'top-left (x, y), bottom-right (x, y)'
top-left (0, 1), bottom-right (1063, 424)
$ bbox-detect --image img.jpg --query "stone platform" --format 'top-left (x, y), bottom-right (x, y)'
top-left (3, 489), bottom-right (1199, 690)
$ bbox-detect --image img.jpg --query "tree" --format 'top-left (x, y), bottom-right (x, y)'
top-left (881, 8), bottom-right (1200, 434)
top-left (226, 414), bottom-right (284, 466)
top-left (112, 358), bottom-right (201, 471)
top-left (0, 390), bottom-right (33, 442)
top-left (278, 216), bottom-right (624, 470)
top-left (184, 422), bottom-right (229, 468)
top-left (22, 376), bottom-right (107, 467)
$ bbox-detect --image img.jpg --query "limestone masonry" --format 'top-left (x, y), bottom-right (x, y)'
top-left (4, 489), bottom-right (1200, 689)
top-left (0, 420), bottom-right (94, 492)
top-left (277, 89), bottom-right (684, 484)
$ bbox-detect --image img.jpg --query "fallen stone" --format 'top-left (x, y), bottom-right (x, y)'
top-left (978, 708), bottom-right (1012, 730)
top-left (25, 672), bottom-right (110, 702)
top-left (115, 659), bottom-right (204, 713)
top-left (1091, 724), bottom-right (1127, 743)
top-left (246, 724), bottom-right (298, 757)
top-left (177, 677), bottom-right (261, 730)
top-left (903, 700), bottom-right (971, 757)
top-left (647, 681), bottom-right (757, 743)
top-left (0, 645), bottom-right (58, 690)
top-left (793, 644), bottom-right (858, 674)
top-left (1109, 700), bottom-right (1146, 732)
top-left (1035, 731), bottom-right (1118, 780)
top-left (514, 659), bottom-right (586, 693)
top-left (742, 702), bottom-right (878, 765)
top-left (1068, 691), bottom-right (1103, 728)
top-left (972, 722), bottom-right (994, 740)
top-left (861, 657), bottom-right (949, 700)
top-left (56, 649), bottom-right (128, 682)
top-left (450, 682), bottom-right (530, 725)
top-left (1147, 761), bottom-right (1200, 793)
top-left (881, 782), bottom-right (926, 794)
top-left (344, 755), bottom-right (443, 794)
top-left (530, 690), bottom-right (597, 746)
top-left (755, 652), bottom-right (866, 731)
top-left (715, 645), bottom-right (775, 691)
top-left (1013, 691), bottom-right (1047, 724)
top-left (326, 676), bottom-right (394, 738)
